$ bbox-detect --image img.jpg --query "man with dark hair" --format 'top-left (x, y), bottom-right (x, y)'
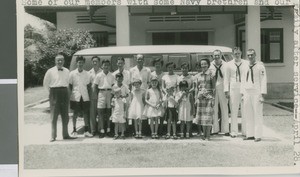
top-left (130, 54), bottom-right (151, 90)
top-left (43, 54), bottom-right (76, 142)
top-left (88, 56), bottom-right (102, 136)
top-left (241, 49), bottom-right (267, 142)
top-left (69, 56), bottom-right (93, 137)
top-left (93, 59), bottom-right (115, 138)
top-left (224, 47), bottom-right (249, 138)
top-left (209, 50), bottom-right (230, 136)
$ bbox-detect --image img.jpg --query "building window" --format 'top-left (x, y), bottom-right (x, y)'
top-left (261, 28), bottom-right (283, 63)
top-left (152, 32), bottom-right (208, 45)
top-left (90, 32), bottom-right (108, 47)
top-left (238, 28), bottom-right (283, 63)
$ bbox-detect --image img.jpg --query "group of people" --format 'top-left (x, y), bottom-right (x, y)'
top-left (43, 47), bottom-right (267, 142)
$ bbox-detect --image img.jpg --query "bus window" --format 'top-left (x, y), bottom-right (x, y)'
top-left (69, 55), bottom-right (113, 72)
top-left (167, 54), bottom-right (190, 71)
top-left (132, 54), bottom-right (163, 72)
top-left (196, 54), bottom-right (213, 63)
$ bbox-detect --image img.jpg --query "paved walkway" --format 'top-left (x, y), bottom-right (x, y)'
top-left (23, 100), bottom-right (293, 145)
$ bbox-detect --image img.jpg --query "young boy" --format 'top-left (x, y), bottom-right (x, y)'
top-left (69, 56), bottom-right (93, 137)
top-left (93, 59), bottom-right (115, 138)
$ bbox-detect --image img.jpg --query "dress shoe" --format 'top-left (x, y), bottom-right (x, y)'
top-left (254, 138), bottom-right (261, 142)
top-left (230, 133), bottom-right (237, 138)
top-left (243, 137), bottom-right (255, 140)
top-left (99, 133), bottom-right (105, 138)
top-left (224, 133), bottom-right (230, 136)
top-left (50, 138), bottom-right (56, 142)
top-left (84, 132), bottom-right (93, 138)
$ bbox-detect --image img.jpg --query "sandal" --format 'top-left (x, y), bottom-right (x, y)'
top-left (138, 134), bottom-right (142, 139)
top-left (165, 134), bottom-right (170, 139)
top-left (155, 134), bottom-right (159, 139)
top-left (151, 134), bottom-right (155, 139)
top-left (173, 135), bottom-right (178, 140)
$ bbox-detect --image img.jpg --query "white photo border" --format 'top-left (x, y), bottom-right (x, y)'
top-left (17, 0), bottom-right (300, 176)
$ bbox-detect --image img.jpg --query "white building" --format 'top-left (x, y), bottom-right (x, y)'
top-left (25, 6), bottom-right (294, 99)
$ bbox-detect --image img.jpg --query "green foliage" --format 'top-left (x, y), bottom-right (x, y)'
top-left (24, 25), bottom-right (96, 88)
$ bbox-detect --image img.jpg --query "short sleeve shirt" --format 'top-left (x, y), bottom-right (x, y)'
top-left (162, 74), bottom-right (178, 89)
top-left (94, 71), bottom-right (115, 89)
top-left (69, 69), bottom-right (91, 102)
top-left (177, 74), bottom-right (193, 89)
top-left (130, 66), bottom-right (151, 90)
top-left (112, 84), bottom-right (130, 97)
top-left (88, 68), bottom-right (102, 83)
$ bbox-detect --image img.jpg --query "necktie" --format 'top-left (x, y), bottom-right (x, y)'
top-left (235, 63), bottom-right (242, 82)
top-left (246, 63), bottom-right (256, 83)
top-left (58, 68), bottom-right (63, 71)
top-left (214, 64), bottom-right (223, 80)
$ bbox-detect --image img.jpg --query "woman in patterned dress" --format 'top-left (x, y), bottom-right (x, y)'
top-left (195, 58), bottom-right (216, 141)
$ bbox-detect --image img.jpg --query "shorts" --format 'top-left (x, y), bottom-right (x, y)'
top-left (97, 90), bottom-right (112, 109)
top-left (165, 107), bottom-right (178, 122)
top-left (70, 97), bottom-right (90, 112)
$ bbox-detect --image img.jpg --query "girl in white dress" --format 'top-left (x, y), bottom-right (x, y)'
top-left (128, 78), bottom-right (146, 138)
top-left (176, 80), bottom-right (193, 139)
top-left (143, 76), bottom-right (163, 139)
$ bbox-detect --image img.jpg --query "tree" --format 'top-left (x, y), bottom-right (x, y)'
top-left (24, 26), bottom-right (96, 87)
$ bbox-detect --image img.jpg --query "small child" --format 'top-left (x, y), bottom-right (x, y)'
top-left (128, 78), bottom-right (146, 139)
top-left (143, 76), bottom-right (163, 139)
top-left (176, 80), bottom-right (193, 139)
top-left (111, 88), bottom-right (126, 140)
top-left (163, 86), bottom-right (178, 139)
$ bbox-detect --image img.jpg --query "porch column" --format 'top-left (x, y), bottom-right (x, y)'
top-left (245, 6), bottom-right (261, 60)
top-left (116, 6), bottom-right (130, 46)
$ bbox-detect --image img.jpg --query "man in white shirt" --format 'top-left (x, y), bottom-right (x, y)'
top-left (43, 54), bottom-right (76, 142)
top-left (129, 54), bottom-right (151, 90)
top-left (224, 47), bottom-right (249, 138)
top-left (241, 49), bottom-right (267, 142)
top-left (69, 56), bottom-right (93, 138)
top-left (209, 50), bottom-right (229, 136)
top-left (93, 59), bottom-right (115, 138)
top-left (88, 56), bottom-right (102, 136)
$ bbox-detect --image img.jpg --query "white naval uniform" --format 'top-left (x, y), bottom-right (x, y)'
top-left (209, 60), bottom-right (229, 133)
top-left (240, 61), bottom-right (267, 139)
top-left (224, 59), bottom-right (249, 136)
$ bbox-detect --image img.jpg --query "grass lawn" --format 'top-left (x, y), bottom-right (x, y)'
top-left (24, 86), bottom-right (48, 105)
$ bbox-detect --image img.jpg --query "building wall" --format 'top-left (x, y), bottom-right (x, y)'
top-left (261, 7), bottom-right (294, 84)
top-left (56, 7), bottom-right (116, 33)
top-left (130, 14), bottom-right (235, 47)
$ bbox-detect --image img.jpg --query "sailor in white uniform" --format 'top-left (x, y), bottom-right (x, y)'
top-left (224, 47), bottom-right (249, 137)
top-left (209, 50), bottom-right (229, 135)
top-left (241, 49), bottom-right (267, 142)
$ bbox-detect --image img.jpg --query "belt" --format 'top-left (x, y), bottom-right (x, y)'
top-left (99, 88), bottom-right (112, 91)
